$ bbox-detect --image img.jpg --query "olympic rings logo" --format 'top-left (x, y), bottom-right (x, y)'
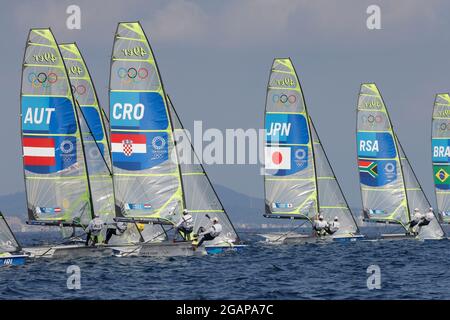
top-left (384, 162), bottom-right (395, 173)
top-left (71, 84), bottom-right (87, 96)
top-left (437, 122), bottom-right (450, 131)
top-left (28, 72), bottom-right (58, 88)
top-left (272, 93), bottom-right (297, 105)
top-left (117, 67), bottom-right (149, 83)
top-left (361, 114), bottom-right (383, 124)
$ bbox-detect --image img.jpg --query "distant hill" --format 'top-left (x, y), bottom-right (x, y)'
top-left (0, 186), bottom-right (265, 224)
top-left (0, 187), bottom-right (363, 226)
top-left (0, 191), bottom-right (27, 219)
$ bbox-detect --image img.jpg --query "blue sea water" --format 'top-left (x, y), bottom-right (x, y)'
top-left (1, 228), bottom-right (449, 300)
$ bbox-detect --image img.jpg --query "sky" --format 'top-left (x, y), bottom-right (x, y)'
top-left (2, 0), bottom-right (450, 211)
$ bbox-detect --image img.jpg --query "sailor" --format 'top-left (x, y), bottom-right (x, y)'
top-left (174, 209), bottom-right (194, 241)
top-left (326, 216), bottom-right (340, 235)
top-left (409, 208), bottom-right (424, 234)
top-left (85, 214), bottom-right (104, 246)
top-left (104, 221), bottom-right (128, 244)
top-left (418, 207), bottom-right (435, 227)
top-left (313, 214), bottom-right (328, 236)
top-left (196, 217), bottom-right (222, 247)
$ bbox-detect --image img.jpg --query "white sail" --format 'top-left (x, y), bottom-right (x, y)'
top-left (167, 95), bottom-right (240, 245)
top-left (309, 118), bottom-right (359, 235)
top-left (0, 213), bottom-right (20, 253)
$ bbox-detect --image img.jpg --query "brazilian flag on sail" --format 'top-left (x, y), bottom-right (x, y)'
top-left (434, 164), bottom-right (450, 190)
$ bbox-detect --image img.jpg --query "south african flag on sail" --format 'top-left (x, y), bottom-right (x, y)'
top-left (358, 160), bottom-right (378, 178)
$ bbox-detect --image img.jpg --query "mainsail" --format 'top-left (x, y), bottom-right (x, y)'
top-left (357, 83), bottom-right (444, 239)
top-left (263, 58), bottom-right (359, 235)
top-left (20, 29), bottom-right (94, 226)
top-left (432, 93), bottom-right (450, 223)
top-left (167, 95), bottom-right (240, 244)
top-left (264, 58), bottom-right (318, 221)
top-left (109, 22), bottom-right (184, 223)
top-left (0, 213), bottom-right (20, 253)
top-left (59, 43), bottom-right (115, 223)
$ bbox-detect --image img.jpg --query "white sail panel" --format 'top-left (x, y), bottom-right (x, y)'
top-left (167, 95), bottom-right (240, 244)
top-left (396, 137), bottom-right (444, 239)
top-left (0, 213), bottom-right (20, 253)
top-left (309, 118), bottom-right (359, 235)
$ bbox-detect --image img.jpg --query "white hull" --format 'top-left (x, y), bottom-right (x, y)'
top-left (258, 232), bottom-right (364, 244)
top-left (23, 241), bottom-right (206, 258)
top-left (112, 242), bottom-right (206, 257)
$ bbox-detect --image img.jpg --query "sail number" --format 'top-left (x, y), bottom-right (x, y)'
top-left (33, 52), bottom-right (57, 63)
top-left (68, 65), bottom-right (83, 75)
top-left (3, 258), bottom-right (13, 265)
top-left (122, 46), bottom-right (147, 57)
top-left (275, 77), bottom-right (295, 87)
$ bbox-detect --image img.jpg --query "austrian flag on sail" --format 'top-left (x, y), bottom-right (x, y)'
top-left (22, 137), bottom-right (56, 166)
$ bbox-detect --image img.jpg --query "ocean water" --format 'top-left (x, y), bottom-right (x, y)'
top-left (1, 229), bottom-right (449, 300)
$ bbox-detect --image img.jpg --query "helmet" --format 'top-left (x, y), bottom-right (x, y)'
top-left (334, 216), bottom-right (339, 221)
top-left (318, 215), bottom-right (324, 220)
top-left (212, 217), bottom-right (219, 223)
top-left (429, 207), bottom-right (433, 211)
top-left (414, 208), bottom-right (420, 212)
top-left (183, 209), bottom-right (189, 215)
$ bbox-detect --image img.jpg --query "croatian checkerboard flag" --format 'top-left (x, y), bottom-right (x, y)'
top-left (265, 146), bottom-right (291, 170)
top-left (111, 133), bottom-right (147, 156)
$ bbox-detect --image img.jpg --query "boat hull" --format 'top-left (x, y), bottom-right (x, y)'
top-left (0, 255), bottom-right (27, 266)
top-left (259, 232), bottom-right (365, 244)
top-left (24, 242), bottom-right (206, 258)
top-left (112, 242), bottom-right (206, 257)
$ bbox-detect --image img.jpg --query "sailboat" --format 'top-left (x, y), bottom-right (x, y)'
top-left (357, 83), bottom-right (445, 240)
top-left (0, 212), bottom-right (27, 266)
top-left (167, 95), bottom-right (246, 253)
top-left (20, 28), bottom-right (114, 258)
top-left (261, 58), bottom-right (363, 244)
top-left (431, 93), bottom-right (450, 223)
top-left (108, 21), bottom-right (211, 257)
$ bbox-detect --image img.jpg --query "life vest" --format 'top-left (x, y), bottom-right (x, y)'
top-left (210, 223), bottom-right (222, 237)
top-left (180, 214), bottom-right (193, 229)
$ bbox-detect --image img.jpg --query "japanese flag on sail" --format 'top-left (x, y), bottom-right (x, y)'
top-left (265, 147), bottom-right (291, 170)
top-left (111, 133), bottom-right (147, 156)
top-left (23, 137), bottom-right (56, 166)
